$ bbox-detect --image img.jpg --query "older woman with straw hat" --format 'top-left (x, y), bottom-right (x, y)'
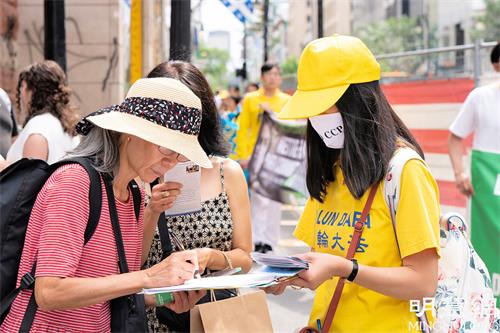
top-left (1, 78), bottom-right (209, 333)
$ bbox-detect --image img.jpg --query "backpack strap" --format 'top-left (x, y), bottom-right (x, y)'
top-left (383, 148), bottom-right (425, 233)
top-left (44, 157), bottom-right (104, 244)
top-left (19, 286), bottom-right (37, 333)
top-left (51, 159), bottom-right (142, 240)
top-left (0, 264), bottom-right (36, 331)
top-left (383, 149), bottom-right (436, 333)
top-left (66, 158), bottom-right (103, 244)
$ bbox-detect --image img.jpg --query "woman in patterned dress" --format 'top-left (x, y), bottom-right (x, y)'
top-left (143, 61), bottom-right (253, 333)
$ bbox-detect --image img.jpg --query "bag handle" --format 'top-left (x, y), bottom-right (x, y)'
top-left (208, 251), bottom-right (238, 302)
top-left (320, 184), bottom-right (378, 333)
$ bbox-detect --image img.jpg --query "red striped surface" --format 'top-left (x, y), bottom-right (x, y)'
top-left (437, 180), bottom-right (467, 207)
top-left (382, 78), bottom-right (474, 104)
top-left (382, 78), bottom-right (475, 209)
top-left (411, 129), bottom-right (473, 154)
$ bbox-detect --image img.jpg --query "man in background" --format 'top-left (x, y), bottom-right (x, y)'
top-left (228, 84), bottom-right (241, 100)
top-left (448, 42), bottom-right (500, 305)
top-left (236, 63), bottom-right (291, 253)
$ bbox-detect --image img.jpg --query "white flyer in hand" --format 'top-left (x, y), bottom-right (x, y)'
top-left (164, 161), bottom-right (201, 216)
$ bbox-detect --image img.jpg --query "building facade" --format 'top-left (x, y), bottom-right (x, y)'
top-left (0, 0), bottom-right (167, 118)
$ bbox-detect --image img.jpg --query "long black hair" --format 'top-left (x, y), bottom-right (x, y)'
top-left (147, 61), bottom-right (229, 156)
top-left (307, 81), bottom-right (423, 202)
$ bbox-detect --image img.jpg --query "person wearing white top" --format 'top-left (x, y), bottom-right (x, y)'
top-left (448, 42), bottom-right (500, 306)
top-left (449, 43), bottom-right (500, 196)
top-left (7, 113), bottom-right (78, 164)
top-left (4, 61), bottom-right (79, 169)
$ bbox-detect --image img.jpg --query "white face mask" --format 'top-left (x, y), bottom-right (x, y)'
top-left (309, 113), bottom-right (345, 149)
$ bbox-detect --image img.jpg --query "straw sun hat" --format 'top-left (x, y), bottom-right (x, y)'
top-left (76, 77), bottom-right (212, 168)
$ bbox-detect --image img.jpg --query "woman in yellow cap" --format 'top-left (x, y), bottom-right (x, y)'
top-left (266, 35), bottom-right (440, 332)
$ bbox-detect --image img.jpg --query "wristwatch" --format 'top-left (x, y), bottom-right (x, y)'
top-left (347, 259), bottom-right (359, 282)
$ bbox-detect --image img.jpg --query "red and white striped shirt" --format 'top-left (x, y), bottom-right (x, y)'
top-left (1, 164), bottom-right (144, 333)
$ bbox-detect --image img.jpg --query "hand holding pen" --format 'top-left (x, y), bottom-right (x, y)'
top-left (143, 249), bottom-right (199, 288)
top-left (169, 231), bottom-right (201, 279)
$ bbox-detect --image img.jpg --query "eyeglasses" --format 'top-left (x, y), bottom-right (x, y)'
top-left (158, 146), bottom-right (189, 162)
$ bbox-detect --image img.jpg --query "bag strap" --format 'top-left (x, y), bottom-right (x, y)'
top-left (130, 179), bottom-right (142, 222)
top-left (321, 184), bottom-right (378, 333)
top-left (103, 174), bottom-right (130, 274)
top-left (383, 148), bottom-right (424, 235)
top-left (50, 157), bottom-right (104, 243)
top-left (383, 149), bottom-right (432, 333)
top-left (150, 178), bottom-right (174, 259)
top-left (72, 157), bottom-right (104, 243)
top-left (18, 289), bottom-right (37, 333)
top-left (2, 264), bottom-right (36, 333)
top-left (220, 159), bottom-right (226, 192)
top-left (157, 213), bottom-right (174, 260)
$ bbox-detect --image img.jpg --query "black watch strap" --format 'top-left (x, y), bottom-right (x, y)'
top-left (347, 259), bottom-right (359, 282)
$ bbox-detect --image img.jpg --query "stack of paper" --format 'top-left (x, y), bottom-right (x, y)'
top-left (251, 252), bottom-right (309, 269)
top-left (141, 254), bottom-right (309, 295)
top-left (142, 273), bottom-right (276, 294)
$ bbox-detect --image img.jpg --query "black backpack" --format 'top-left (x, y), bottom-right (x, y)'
top-left (0, 157), bottom-right (142, 331)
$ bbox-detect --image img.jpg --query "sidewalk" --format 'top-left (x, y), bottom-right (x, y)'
top-left (259, 204), bottom-right (312, 332)
top-left (266, 287), bottom-right (314, 333)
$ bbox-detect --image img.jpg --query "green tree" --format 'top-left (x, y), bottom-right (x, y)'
top-left (471, 0), bottom-right (500, 42)
top-left (194, 45), bottom-right (230, 90)
top-left (281, 56), bottom-right (298, 75)
top-left (355, 16), bottom-right (437, 74)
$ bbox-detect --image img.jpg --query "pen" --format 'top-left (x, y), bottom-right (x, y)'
top-left (316, 319), bottom-right (321, 332)
top-left (169, 230), bottom-right (201, 279)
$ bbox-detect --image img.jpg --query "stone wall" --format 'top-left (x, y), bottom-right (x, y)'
top-left (0, 0), bottom-right (19, 103)
top-left (6, 0), bottom-right (131, 116)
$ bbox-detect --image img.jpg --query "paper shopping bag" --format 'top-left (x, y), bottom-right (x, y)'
top-left (190, 305), bottom-right (205, 333)
top-left (190, 290), bottom-right (274, 333)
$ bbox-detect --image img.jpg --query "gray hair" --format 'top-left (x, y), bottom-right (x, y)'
top-left (68, 126), bottom-right (122, 174)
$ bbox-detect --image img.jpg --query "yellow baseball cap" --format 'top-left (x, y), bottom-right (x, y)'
top-left (279, 34), bottom-right (380, 119)
top-left (218, 90), bottom-right (230, 99)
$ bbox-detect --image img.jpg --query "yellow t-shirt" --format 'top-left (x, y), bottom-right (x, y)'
top-left (294, 160), bottom-right (441, 333)
top-left (235, 88), bottom-right (291, 160)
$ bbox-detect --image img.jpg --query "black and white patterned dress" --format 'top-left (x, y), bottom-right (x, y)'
top-left (146, 160), bottom-right (233, 333)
